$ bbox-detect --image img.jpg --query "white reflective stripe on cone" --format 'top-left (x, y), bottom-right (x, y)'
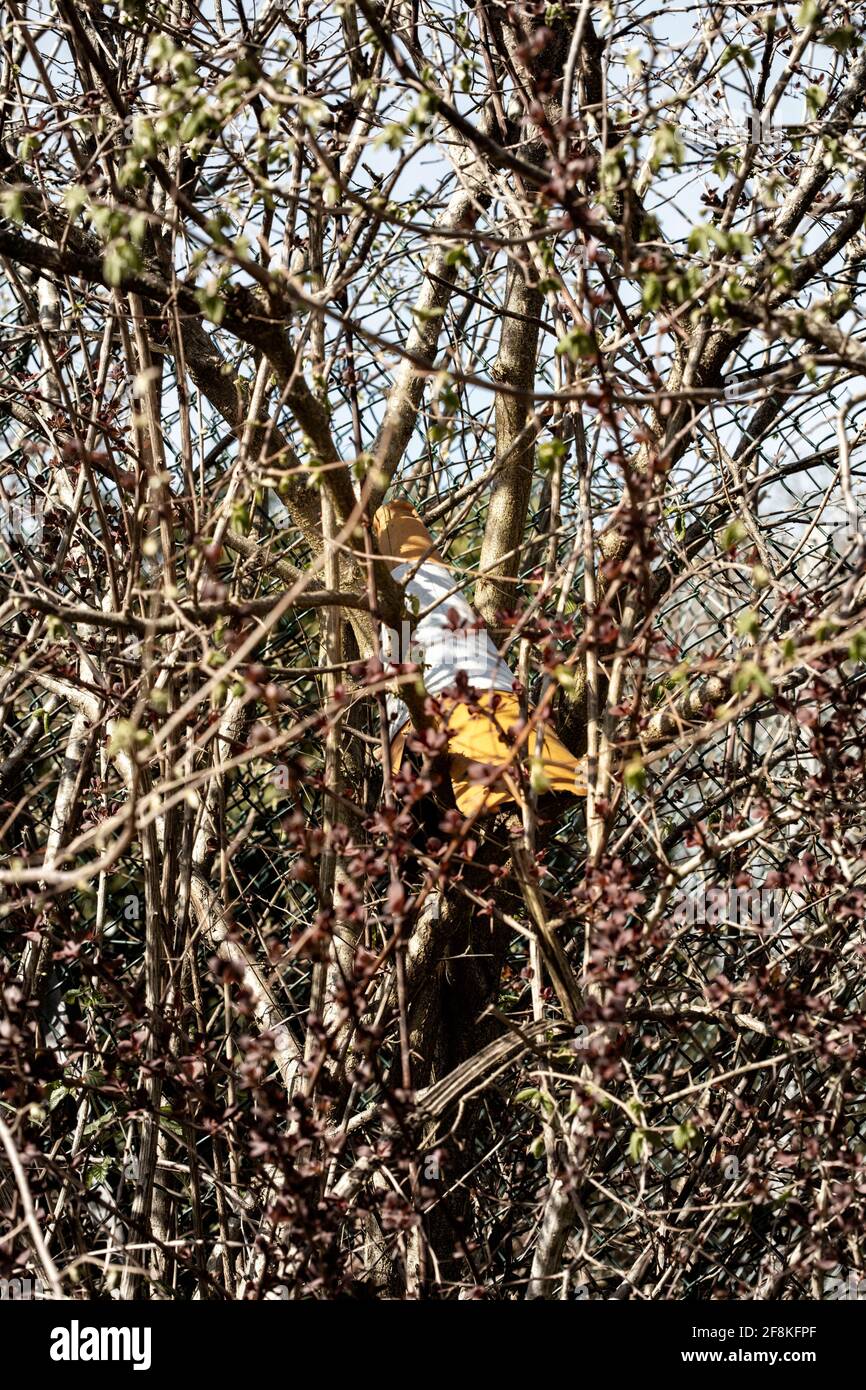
top-left (381, 560), bottom-right (515, 738)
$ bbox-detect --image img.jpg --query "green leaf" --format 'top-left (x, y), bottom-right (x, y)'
top-left (719, 43), bottom-right (755, 70)
top-left (555, 327), bottom-right (597, 362)
top-left (529, 758), bottom-right (551, 795)
top-left (848, 631), bottom-right (866, 664)
top-left (751, 564), bottom-right (771, 589)
top-left (63, 185), bottom-right (89, 219)
top-left (735, 608), bottom-right (760, 638)
top-left (688, 223), bottom-right (715, 256)
top-left (642, 272), bottom-right (663, 311)
top-left (85, 1157), bottom-right (115, 1189)
top-left (537, 438), bottom-right (566, 474)
top-left (822, 26), bottom-right (856, 52)
top-left (107, 719), bottom-right (151, 756)
top-left (0, 188), bottom-right (24, 223)
top-left (721, 520), bottom-right (747, 551)
top-left (805, 85), bottom-right (828, 117)
top-left (731, 661), bottom-right (773, 698)
top-left (673, 1121), bottom-right (698, 1152)
top-left (103, 238), bottom-right (141, 288)
top-left (623, 756), bottom-right (646, 793)
top-left (412, 305), bottom-right (444, 325)
top-left (648, 122), bottom-right (685, 173)
top-left (195, 281), bottom-right (225, 325)
top-left (375, 121), bottom-right (407, 151)
top-left (625, 46), bottom-right (643, 77)
top-left (47, 1083), bottom-right (70, 1112)
top-left (628, 1129), bottom-right (648, 1162)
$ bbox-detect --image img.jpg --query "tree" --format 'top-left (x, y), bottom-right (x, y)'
top-left (1, 0), bottom-right (866, 1301)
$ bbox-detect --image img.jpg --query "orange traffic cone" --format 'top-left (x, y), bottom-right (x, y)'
top-left (373, 500), bottom-right (586, 817)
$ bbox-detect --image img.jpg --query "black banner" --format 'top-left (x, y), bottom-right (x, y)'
top-left (3, 1296), bottom-right (862, 1378)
